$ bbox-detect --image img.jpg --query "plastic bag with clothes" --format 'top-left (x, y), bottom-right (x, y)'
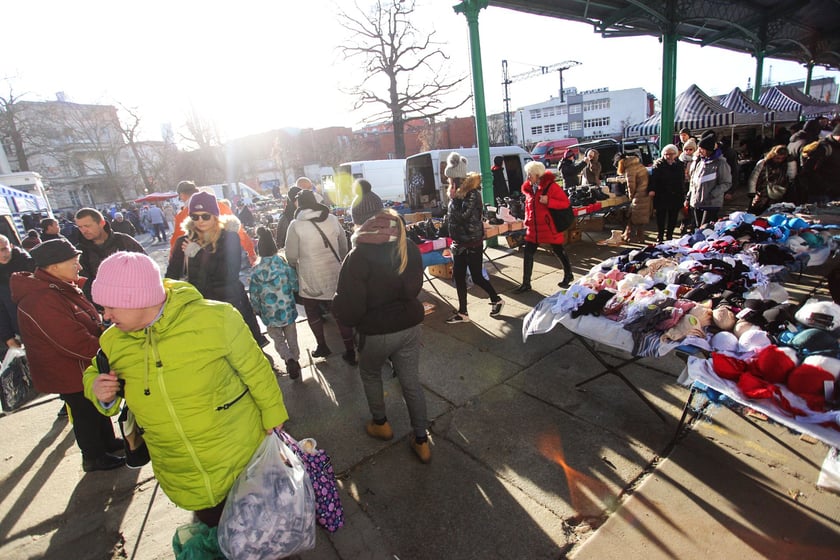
top-left (217, 432), bottom-right (316, 560)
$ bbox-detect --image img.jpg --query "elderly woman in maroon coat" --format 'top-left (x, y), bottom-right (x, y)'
top-left (11, 239), bottom-right (123, 472)
top-left (515, 161), bottom-right (574, 293)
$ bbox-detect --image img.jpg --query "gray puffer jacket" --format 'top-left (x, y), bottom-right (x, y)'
top-left (688, 150), bottom-right (732, 209)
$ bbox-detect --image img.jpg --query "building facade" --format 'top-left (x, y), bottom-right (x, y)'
top-left (514, 87), bottom-right (654, 149)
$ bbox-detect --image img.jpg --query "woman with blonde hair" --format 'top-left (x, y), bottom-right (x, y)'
top-left (747, 144), bottom-right (793, 215)
top-left (166, 191), bottom-right (268, 348)
top-left (333, 209), bottom-right (431, 463)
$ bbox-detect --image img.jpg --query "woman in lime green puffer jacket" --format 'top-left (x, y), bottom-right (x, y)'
top-left (83, 253), bottom-right (288, 526)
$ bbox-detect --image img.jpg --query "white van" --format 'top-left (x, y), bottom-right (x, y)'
top-left (335, 160), bottom-right (406, 206)
top-left (199, 182), bottom-right (262, 204)
top-left (0, 171), bottom-right (54, 243)
top-left (405, 146), bottom-right (531, 210)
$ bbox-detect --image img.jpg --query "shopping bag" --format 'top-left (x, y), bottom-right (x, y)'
top-left (278, 430), bottom-right (345, 533)
top-left (817, 447), bottom-right (840, 494)
top-left (217, 432), bottom-right (316, 560)
top-left (0, 347), bottom-right (38, 412)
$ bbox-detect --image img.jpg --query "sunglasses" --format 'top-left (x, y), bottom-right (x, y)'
top-left (190, 213), bottom-right (214, 221)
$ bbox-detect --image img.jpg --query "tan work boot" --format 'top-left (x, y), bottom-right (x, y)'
top-left (411, 436), bottom-right (431, 463)
top-left (365, 420), bottom-right (394, 441)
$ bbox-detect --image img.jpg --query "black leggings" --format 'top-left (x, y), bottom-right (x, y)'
top-left (452, 247), bottom-right (500, 315)
top-left (61, 391), bottom-right (119, 460)
top-left (522, 241), bottom-right (571, 284)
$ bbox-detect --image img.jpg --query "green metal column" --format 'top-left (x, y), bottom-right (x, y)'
top-left (753, 52), bottom-right (764, 102)
top-left (454, 0), bottom-right (492, 203)
top-left (660, 31), bottom-right (678, 150)
top-left (804, 61), bottom-right (814, 95)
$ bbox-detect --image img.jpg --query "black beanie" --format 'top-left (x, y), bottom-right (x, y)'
top-left (698, 132), bottom-right (717, 152)
top-left (256, 226), bottom-right (278, 257)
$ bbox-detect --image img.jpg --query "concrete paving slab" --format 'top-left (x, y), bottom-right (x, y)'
top-left (506, 339), bottom-right (688, 452)
top-left (433, 384), bottom-right (654, 521)
top-left (345, 435), bottom-right (568, 559)
top-left (571, 406), bottom-right (840, 560)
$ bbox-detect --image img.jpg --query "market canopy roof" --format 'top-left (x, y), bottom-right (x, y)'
top-left (759, 85), bottom-right (840, 121)
top-left (718, 87), bottom-right (775, 124)
top-left (488, 1), bottom-right (840, 71)
top-left (625, 85), bottom-right (735, 137)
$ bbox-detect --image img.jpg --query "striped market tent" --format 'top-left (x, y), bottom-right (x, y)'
top-left (759, 85), bottom-right (839, 121)
top-left (718, 87), bottom-right (775, 124)
top-left (625, 84), bottom-right (735, 137)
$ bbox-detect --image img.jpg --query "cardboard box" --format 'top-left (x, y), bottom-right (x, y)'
top-left (564, 228), bottom-right (582, 244)
top-left (505, 232), bottom-right (525, 248)
top-left (509, 220), bottom-right (524, 231)
top-left (483, 224), bottom-right (500, 237)
top-left (496, 223), bottom-right (510, 234)
top-left (427, 262), bottom-right (453, 279)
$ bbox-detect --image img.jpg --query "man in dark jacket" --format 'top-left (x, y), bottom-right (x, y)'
top-left (558, 150), bottom-right (586, 188)
top-left (491, 156), bottom-right (510, 201)
top-left (74, 208), bottom-right (145, 299)
top-left (40, 218), bottom-right (63, 242)
top-left (800, 124), bottom-right (840, 202)
top-left (0, 235), bottom-right (35, 353)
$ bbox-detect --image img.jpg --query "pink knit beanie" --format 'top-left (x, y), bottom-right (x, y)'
top-left (92, 252), bottom-right (166, 309)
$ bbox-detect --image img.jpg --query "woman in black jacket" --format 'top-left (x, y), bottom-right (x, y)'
top-left (648, 144), bottom-right (686, 242)
top-left (445, 172), bottom-right (503, 324)
top-left (166, 191), bottom-right (268, 348)
top-left (332, 209), bottom-right (431, 463)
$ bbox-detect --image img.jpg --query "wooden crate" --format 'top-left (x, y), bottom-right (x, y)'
top-left (427, 262), bottom-right (453, 279)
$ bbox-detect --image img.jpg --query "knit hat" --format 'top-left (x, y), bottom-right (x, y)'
top-left (188, 192), bottom-right (220, 216)
top-left (350, 191), bottom-right (384, 226)
top-left (286, 186), bottom-right (301, 203)
top-left (30, 238), bottom-right (81, 268)
top-left (256, 226), bottom-right (277, 257)
top-left (444, 152), bottom-right (468, 179)
top-left (682, 138), bottom-right (697, 151)
top-left (698, 132), bottom-right (717, 152)
top-left (92, 252), bottom-right (166, 309)
top-left (177, 180), bottom-right (198, 195)
top-left (354, 211), bottom-right (403, 245)
top-left (295, 189), bottom-right (329, 213)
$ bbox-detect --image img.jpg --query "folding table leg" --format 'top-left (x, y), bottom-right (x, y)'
top-left (573, 333), bottom-right (667, 422)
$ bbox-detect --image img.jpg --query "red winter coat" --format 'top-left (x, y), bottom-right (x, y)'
top-left (521, 171), bottom-right (571, 245)
top-left (11, 269), bottom-right (103, 394)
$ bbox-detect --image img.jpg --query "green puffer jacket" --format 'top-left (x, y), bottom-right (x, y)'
top-left (83, 280), bottom-right (288, 511)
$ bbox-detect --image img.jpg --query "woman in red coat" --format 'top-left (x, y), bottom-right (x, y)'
top-left (11, 239), bottom-right (123, 472)
top-left (515, 161), bottom-right (574, 293)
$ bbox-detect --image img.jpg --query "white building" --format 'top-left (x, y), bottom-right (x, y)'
top-left (514, 87), bottom-right (654, 148)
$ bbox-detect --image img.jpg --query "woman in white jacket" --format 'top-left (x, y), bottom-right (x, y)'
top-left (285, 190), bottom-right (356, 364)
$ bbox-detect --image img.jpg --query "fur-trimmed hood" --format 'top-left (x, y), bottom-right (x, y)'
top-left (181, 213), bottom-right (241, 235)
top-left (617, 155), bottom-right (641, 175)
top-left (452, 172), bottom-right (482, 199)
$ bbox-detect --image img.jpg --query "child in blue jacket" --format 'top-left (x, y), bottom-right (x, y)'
top-left (249, 227), bottom-right (302, 379)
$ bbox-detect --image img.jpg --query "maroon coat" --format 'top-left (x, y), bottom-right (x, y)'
top-left (521, 171), bottom-right (571, 245)
top-left (10, 269), bottom-right (102, 394)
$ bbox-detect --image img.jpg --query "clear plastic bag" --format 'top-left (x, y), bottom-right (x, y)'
top-left (217, 433), bottom-right (316, 559)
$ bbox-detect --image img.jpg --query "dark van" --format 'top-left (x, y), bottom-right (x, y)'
top-left (567, 138), bottom-right (660, 179)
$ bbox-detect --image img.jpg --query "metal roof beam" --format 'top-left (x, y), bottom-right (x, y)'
top-left (700, 2), bottom-right (807, 48)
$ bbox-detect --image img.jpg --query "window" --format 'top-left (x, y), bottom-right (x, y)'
top-left (582, 98), bottom-right (610, 111)
top-left (69, 190), bottom-right (82, 208)
top-left (570, 122), bottom-right (582, 131)
top-left (544, 124), bottom-right (556, 133)
top-left (583, 117), bottom-right (611, 129)
top-left (529, 109), bottom-right (542, 119)
top-left (569, 104), bottom-right (582, 114)
top-left (543, 106), bottom-right (555, 117)
top-left (530, 126), bottom-right (543, 135)
top-left (559, 123), bottom-right (569, 132)
top-left (557, 105), bottom-right (568, 115)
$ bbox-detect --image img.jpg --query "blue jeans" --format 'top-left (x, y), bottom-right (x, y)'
top-left (358, 324), bottom-right (428, 438)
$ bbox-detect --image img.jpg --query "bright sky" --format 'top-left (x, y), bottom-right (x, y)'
top-left (5, 0), bottom-right (837, 142)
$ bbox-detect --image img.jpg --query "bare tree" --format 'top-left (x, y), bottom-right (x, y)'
top-left (339, 0), bottom-right (470, 158)
top-left (118, 104), bottom-right (156, 193)
top-left (179, 107), bottom-right (224, 185)
top-left (0, 83), bottom-right (31, 171)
